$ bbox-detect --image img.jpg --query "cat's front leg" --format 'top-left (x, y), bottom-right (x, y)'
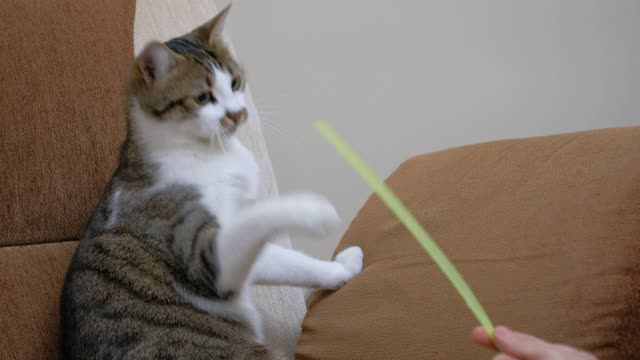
top-left (246, 192), bottom-right (363, 289)
top-left (258, 192), bottom-right (343, 237)
top-left (251, 243), bottom-right (363, 289)
top-left (212, 192), bottom-right (343, 294)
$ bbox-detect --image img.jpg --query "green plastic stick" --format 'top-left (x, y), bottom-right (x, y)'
top-left (316, 120), bottom-right (494, 336)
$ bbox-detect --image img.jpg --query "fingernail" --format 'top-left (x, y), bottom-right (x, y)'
top-left (494, 327), bottom-right (511, 342)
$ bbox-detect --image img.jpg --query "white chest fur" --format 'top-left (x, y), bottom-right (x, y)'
top-left (149, 138), bottom-right (260, 226)
top-left (130, 99), bottom-right (260, 226)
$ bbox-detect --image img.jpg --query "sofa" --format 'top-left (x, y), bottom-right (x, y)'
top-left (1, 1), bottom-right (638, 359)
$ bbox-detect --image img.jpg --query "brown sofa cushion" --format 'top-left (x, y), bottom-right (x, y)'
top-left (0, 1), bottom-right (134, 358)
top-left (0, 241), bottom-right (77, 359)
top-left (296, 127), bottom-right (640, 360)
top-left (0, 0), bottom-right (134, 247)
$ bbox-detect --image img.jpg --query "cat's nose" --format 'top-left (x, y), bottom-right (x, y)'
top-left (225, 109), bottom-right (247, 124)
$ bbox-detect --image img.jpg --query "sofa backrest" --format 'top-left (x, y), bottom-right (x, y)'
top-left (0, 1), bottom-right (306, 358)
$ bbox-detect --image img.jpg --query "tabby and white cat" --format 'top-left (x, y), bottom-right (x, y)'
top-left (60, 6), bottom-right (363, 359)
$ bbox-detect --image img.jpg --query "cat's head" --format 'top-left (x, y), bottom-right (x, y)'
top-left (129, 5), bottom-right (247, 146)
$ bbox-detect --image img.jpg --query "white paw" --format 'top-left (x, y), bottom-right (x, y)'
top-left (275, 192), bottom-right (342, 237)
top-left (335, 246), bottom-right (364, 275)
top-left (322, 246), bottom-right (364, 290)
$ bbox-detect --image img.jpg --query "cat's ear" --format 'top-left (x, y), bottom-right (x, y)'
top-left (135, 42), bottom-right (179, 86)
top-left (195, 4), bottom-right (232, 46)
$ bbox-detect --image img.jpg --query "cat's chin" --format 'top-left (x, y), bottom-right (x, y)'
top-left (222, 114), bottom-right (246, 131)
top-left (193, 131), bottom-right (236, 146)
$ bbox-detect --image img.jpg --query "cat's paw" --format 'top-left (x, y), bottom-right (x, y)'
top-left (323, 246), bottom-right (364, 290)
top-left (335, 246), bottom-right (364, 276)
top-left (275, 192), bottom-right (342, 237)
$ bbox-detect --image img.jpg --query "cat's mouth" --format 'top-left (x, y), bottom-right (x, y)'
top-left (220, 109), bottom-right (248, 131)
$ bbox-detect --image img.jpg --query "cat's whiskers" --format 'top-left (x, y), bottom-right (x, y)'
top-left (252, 104), bottom-right (284, 113)
top-left (256, 115), bottom-right (307, 150)
top-left (218, 130), bottom-right (228, 153)
top-left (253, 103), bottom-right (288, 121)
top-left (259, 116), bottom-right (286, 137)
top-left (253, 93), bottom-right (301, 116)
top-left (253, 92), bottom-right (304, 106)
top-left (222, 129), bottom-right (231, 153)
top-left (254, 108), bottom-right (286, 133)
top-left (212, 132), bottom-right (217, 151)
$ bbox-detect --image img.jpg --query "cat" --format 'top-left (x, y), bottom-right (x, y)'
top-left (60, 5), bottom-right (363, 359)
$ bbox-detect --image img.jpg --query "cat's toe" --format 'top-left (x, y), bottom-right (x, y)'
top-left (335, 246), bottom-right (364, 276)
top-left (323, 247), bottom-right (364, 290)
top-left (323, 267), bottom-right (352, 290)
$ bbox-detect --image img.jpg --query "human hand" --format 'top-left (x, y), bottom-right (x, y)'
top-left (471, 326), bottom-right (597, 360)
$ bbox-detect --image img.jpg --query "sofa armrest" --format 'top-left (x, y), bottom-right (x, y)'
top-left (297, 127), bottom-right (640, 360)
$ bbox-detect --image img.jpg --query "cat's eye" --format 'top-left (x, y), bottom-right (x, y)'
top-left (231, 78), bottom-right (240, 91)
top-left (193, 92), bottom-right (213, 106)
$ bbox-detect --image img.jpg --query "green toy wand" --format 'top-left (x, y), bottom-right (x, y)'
top-left (316, 120), bottom-right (494, 336)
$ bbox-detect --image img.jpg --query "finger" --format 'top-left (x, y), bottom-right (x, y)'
top-left (579, 350), bottom-right (599, 360)
top-left (554, 345), bottom-right (598, 360)
top-left (471, 326), bottom-right (499, 351)
top-left (493, 354), bottom-right (519, 360)
top-left (493, 327), bottom-right (554, 359)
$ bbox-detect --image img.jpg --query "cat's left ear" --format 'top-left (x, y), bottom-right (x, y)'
top-left (135, 42), bottom-right (180, 86)
top-left (195, 4), bottom-right (232, 46)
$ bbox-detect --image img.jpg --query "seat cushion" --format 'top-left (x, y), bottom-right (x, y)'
top-left (296, 127), bottom-right (640, 360)
top-left (0, 241), bottom-right (78, 359)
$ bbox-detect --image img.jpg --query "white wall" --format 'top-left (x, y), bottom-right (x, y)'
top-left (223, 0), bottom-right (640, 258)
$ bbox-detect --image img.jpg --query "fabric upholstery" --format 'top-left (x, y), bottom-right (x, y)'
top-left (0, 0), bottom-right (134, 247)
top-left (296, 127), bottom-right (640, 360)
top-left (0, 241), bottom-right (77, 359)
top-left (0, 0), bottom-right (305, 358)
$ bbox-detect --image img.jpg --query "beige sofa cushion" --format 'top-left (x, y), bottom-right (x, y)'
top-left (134, 2), bottom-right (306, 355)
top-left (296, 127), bottom-right (640, 360)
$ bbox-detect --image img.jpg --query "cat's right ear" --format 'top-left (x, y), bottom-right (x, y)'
top-left (135, 42), bottom-right (178, 86)
top-left (194, 4), bottom-right (232, 46)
